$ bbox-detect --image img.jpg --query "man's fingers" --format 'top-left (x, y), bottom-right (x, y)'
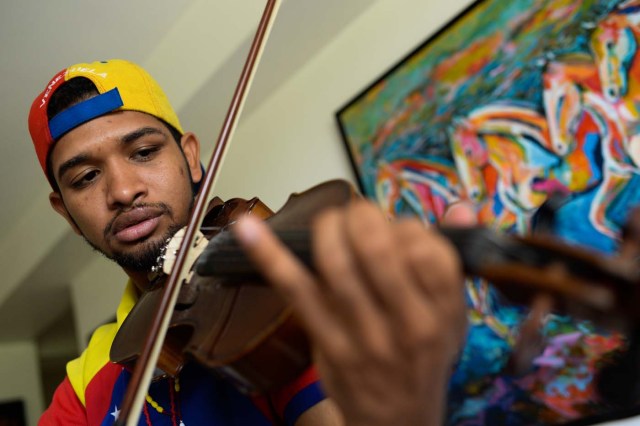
top-left (340, 202), bottom-right (428, 333)
top-left (233, 215), bottom-right (349, 354)
top-left (442, 201), bottom-right (477, 227)
top-left (312, 207), bottom-right (393, 355)
top-left (233, 203), bottom-right (468, 426)
top-left (394, 221), bottom-right (466, 330)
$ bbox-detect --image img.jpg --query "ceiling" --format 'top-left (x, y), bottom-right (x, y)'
top-left (0, 0), bottom-right (375, 342)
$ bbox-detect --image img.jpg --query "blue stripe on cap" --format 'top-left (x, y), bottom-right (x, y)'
top-left (48, 88), bottom-right (124, 140)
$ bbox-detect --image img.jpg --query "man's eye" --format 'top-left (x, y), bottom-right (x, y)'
top-left (72, 170), bottom-right (99, 188)
top-left (133, 146), bottom-right (159, 161)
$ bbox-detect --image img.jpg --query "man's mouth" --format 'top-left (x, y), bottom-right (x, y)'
top-left (109, 207), bottom-right (165, 243)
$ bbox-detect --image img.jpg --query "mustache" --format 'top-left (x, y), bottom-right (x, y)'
top-left (103, 202), bottom-right (173, 239)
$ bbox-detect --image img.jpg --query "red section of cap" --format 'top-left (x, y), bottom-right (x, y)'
top-left (28, 68), bottom-right (67, 180)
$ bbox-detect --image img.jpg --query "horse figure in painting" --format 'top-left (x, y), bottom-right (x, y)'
top-left (591, 0), bottom-right (640, 101)
top-left (591, 0), bottom-right (640, 163)
top-left (375, 157), bottom-right (460, 223)
top-left (554, 1), bottom-right (640, 237)
top-left (449, 103), bottom-right (553, 233)
top-left (541, 52), bottom-right (636, 238)
top-left (451, 44), bottom-right (638, 240)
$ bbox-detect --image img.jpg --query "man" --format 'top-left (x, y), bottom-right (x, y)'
top-left (29, 59), bottom-right (470, 425)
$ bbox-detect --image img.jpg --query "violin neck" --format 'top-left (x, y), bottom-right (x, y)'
top-left (196, 229), bottom-right (312, 280)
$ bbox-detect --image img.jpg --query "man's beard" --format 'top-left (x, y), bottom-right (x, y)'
top-left (84, 222), bottom-right (185, 272)
top-left (108, 223), bottom-right (184, 272)
top-left (85, 199), bottom-right (194, 273)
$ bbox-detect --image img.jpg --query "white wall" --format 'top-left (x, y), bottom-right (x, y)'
top-left (213, 0), bottom-right (474, 207)
top-left (0, 341), bottom-right (44, 426)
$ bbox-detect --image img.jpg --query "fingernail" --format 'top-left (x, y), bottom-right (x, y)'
top-left (235, 216), bottom-right (262, 245)
top-left (444, 201), bottom-right (478, 226)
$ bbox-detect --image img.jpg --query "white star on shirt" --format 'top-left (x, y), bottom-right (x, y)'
top-left (110, 405), bottom-right (120, 420)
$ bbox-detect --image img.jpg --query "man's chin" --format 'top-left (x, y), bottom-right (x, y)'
top-left (110, 235), bottom-right (172, 272)
top-left (82, 223), bottom-right (185, 273)
top-left (86, 231), bottom-right (177, 273)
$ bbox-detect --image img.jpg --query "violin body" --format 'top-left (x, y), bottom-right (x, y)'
top-left (111, 179), bottom-right (356, 393)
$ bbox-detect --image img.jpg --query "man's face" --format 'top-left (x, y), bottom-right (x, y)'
top-left (48, 111), bottom-right (202, 273)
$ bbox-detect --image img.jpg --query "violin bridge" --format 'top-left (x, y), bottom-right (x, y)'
top-left (151, 227), bottom-right (209, 277)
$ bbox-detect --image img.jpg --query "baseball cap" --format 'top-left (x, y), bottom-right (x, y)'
top-left (28, 59), bottom-right (184, 186)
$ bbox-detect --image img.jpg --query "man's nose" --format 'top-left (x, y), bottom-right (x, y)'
top-left (105, 163), bottom-right (146, 208)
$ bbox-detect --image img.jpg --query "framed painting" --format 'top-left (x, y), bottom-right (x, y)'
top-left (337, 0), bottom-right (640, 424)
top-left (336, 0), bottom-right (640, 252)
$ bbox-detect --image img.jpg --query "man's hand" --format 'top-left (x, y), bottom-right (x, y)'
top-left (234, 200), bottom-right (474, 426)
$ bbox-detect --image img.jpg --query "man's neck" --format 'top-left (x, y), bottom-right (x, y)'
top-left (125, 269), bottom-right (153, 294)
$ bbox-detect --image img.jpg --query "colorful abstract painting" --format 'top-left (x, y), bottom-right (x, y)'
top-left (336, 0), bottom-right (640, 424)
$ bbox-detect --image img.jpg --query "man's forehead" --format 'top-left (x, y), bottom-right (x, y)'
top-left (49, 111), bottom-right (168, 165)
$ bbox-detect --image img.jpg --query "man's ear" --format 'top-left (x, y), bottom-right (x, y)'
top-left (180, 132), bottom-right (203, 184)
top-left (49, 192), bottom-right (82, 235)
